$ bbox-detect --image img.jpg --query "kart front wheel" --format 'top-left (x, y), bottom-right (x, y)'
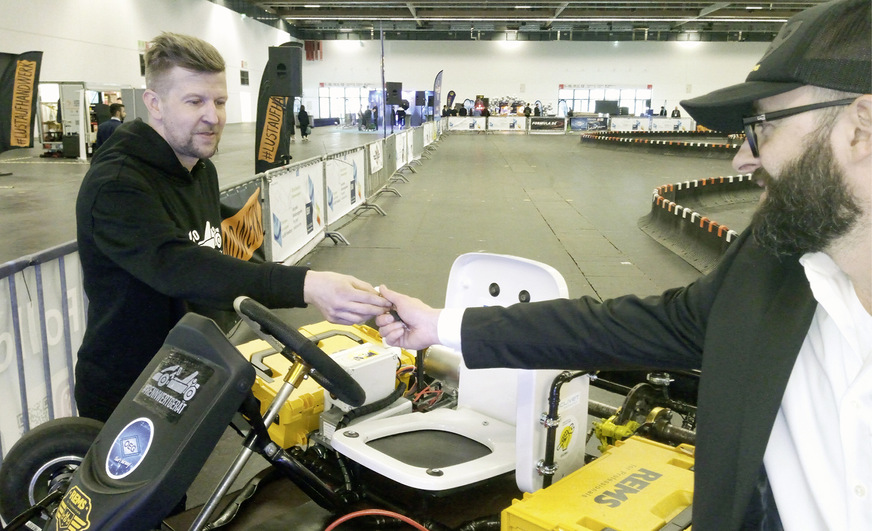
top-left (0, 416), bottom-right (103, 524)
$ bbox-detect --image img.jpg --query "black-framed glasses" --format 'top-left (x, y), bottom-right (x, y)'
top-left (742, 98), bottom-right (856, 157)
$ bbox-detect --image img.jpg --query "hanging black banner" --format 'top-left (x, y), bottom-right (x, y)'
top-left (254, 43), bottom-right (302, 174)
top-left (0, 51), bottom-right (43, 154)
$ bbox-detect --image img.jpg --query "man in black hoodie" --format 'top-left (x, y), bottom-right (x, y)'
top-left (75, 33), bottom-right (391, 422)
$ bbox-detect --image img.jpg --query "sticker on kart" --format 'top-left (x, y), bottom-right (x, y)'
top-left (134, 348), bottom-right (215, 423)
top-left (106, 417), bottom-right (155, 479)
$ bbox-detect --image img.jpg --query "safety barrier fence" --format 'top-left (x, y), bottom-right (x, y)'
top-left (0, 121), bottom-right (441, 458)
top-left (638, 173), bottom-right (760, 274)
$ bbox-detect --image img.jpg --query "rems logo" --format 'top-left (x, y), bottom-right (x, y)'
top-left (594, 468), bottom-right (663, 508)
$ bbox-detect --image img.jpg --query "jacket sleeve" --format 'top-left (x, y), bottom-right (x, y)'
top-left (459, 231), bottom-right (749, 372)
top-left (87, 177), bottom-right (308, 311)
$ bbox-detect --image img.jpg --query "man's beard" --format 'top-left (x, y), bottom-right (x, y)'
top-left (751, 138), bottom-right (861, 258)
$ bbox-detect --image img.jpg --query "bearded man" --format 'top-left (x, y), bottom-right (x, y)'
top-left (375, 1), bottom-right (871, 528)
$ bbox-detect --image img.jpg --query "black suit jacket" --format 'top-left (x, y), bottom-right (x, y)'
top-left (460, 229), bottom-right (817, 530)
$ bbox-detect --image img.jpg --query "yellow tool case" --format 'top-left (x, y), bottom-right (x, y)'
top-left (502, 436), bottom-right (694, 531)
top-left (235, 321), bottom-right (413, 448)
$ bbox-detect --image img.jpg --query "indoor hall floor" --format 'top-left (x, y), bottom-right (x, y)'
top-left (2, 123), bottom-right (741, 529)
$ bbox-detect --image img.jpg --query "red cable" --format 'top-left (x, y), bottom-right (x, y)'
top-left (324, 508), bottom-right (430, 531)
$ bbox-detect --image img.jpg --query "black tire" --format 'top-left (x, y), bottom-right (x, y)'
top-left (0, 416), bottom-right (103, 524)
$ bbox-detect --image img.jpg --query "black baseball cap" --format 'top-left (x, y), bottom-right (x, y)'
top-left (681, 0), bottom-right (871, 133)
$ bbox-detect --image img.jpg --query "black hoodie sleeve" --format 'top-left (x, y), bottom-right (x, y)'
top-left (82, 158), bottom-right (308, 311)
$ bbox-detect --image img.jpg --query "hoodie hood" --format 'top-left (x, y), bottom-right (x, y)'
top-left (92, 118), bottom-right (194, 184)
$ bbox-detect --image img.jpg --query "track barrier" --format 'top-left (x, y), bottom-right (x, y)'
top-left (639, 174), bottom-right (760, 273)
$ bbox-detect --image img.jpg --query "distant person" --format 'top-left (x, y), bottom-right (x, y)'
top-left (396, 107), bottom-right (406, 127)
top-left (441, 105), bottom-right (449, 117)
top-left (533, 104), bottom-right (541, 116)
top-left (458, 106), bottom-right (467, 117)
top-left (287, 104), bottom-right (297, 142)
top-left (523, 104), bottom-right (531, 117)
top-left (372, 106), bottom-right (379, 128)
top-left (672, 106), bottom-right (682, 118)
top-left (660, 106), bottom-right (668, 116)
top-left (94, 103), bottom-right (125, 150)
top-left (298, 105), bottom-right (310, 141)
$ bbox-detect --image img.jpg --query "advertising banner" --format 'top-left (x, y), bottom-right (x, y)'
top-left (0, 51), bottom-right (43, 154)
top-left (569, 117), bottom-right (609, 131)
top-left (608, 116), bottom-right (689, 132)
top-left (433, 70), bottom-right (443, 114)
top-left (448, 116), bottom-right (483, 131)
top-left (609, 116), bottom-right (647, 131)
top-left (395, 130), bottom-right (409, 167)
top-left (368, 139), bottom-right (384, 173)
top-left (325, 148), bottom-right (366, 226)
top-left (529, 117), bottom-right (566, 134)
top-left (254, 43), bottom-right (303, 174)
top-left (486, 116), bottom-right (525, 132)
top-left (267, 162), bottom-right (325, 263)
top-left (423, 121), bottom-right (435, 146)
top-left (650, 117), bottom-right (690, 132)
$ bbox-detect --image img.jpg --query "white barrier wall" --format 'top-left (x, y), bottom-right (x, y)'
top-left (0, 244), bottom-right (85, 456)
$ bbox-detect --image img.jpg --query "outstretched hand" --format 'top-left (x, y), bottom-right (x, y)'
top-left (303, 270), bottom-right (392, 325)
top-left (375, 285), bottom-right (441, 350)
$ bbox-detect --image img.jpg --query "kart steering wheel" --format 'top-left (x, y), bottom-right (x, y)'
top-left (233, 296), bottom-right (366, 407)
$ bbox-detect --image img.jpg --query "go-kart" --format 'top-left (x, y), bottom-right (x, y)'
top-left (0, 254), bottom-right (699, 531)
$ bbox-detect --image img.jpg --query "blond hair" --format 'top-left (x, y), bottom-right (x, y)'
top-left (144, 32), bottom-right (225, 93)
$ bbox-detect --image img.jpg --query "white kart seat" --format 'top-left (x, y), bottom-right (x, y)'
top-left (331, 252), bottom-right (589, 493)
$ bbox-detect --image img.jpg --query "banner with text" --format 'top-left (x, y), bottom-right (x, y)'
top-left (529, 117), bottom-right (566, 134)
top-left (325, 148), bottom-right (366, 226)
top-left (609, 116), bottom-right (689, 132)
top-left (368, 139), bottom-right (384, 173)
top-left (487, 116), bottom-right (526, 132)
top-left (448, 116), bottom-right (484, 131)
top-left (267, 162), bottom-right (325, 263)
top-left (0, 51), bottom-right (43, 154)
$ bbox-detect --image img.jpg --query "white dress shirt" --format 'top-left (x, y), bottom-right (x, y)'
top-left (765, 252), bottom-right (872, 530)
top-left (437, 252), bottom-right (872, 528)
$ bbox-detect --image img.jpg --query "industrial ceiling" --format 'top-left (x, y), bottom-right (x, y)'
top-left (220, 1), bottom-right (825, 41)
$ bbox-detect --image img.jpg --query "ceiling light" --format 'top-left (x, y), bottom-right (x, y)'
top-left (746, 6), bottom-right (763, 9)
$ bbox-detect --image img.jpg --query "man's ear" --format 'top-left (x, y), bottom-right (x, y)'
top-left (846, 94), bottom-right (872, 162)
top-left (142, 89), bottom-right (161, 121)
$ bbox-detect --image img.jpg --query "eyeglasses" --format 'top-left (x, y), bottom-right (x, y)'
top-left (742, 98), bottom-right (856, 157)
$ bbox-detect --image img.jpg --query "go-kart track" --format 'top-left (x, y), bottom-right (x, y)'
top-left (0, 125), bottom-right (755, 530)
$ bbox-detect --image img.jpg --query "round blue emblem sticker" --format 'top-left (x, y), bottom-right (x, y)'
top-left (106, 417), bottom-right (154, 479)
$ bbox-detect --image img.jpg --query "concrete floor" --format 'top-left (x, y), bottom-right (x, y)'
top-left (1, 122), bottom-right (744, 529)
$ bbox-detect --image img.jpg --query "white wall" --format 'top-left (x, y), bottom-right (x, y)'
top-left (305, 39), bottom-right (770, 116)
top-left (1, 0), bottom-right (770, 121)
top-left (0, 0), bottom-right (292, 123)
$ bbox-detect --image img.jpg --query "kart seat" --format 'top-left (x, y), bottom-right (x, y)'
top-left (331, 252), bottom-right (589, 492)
